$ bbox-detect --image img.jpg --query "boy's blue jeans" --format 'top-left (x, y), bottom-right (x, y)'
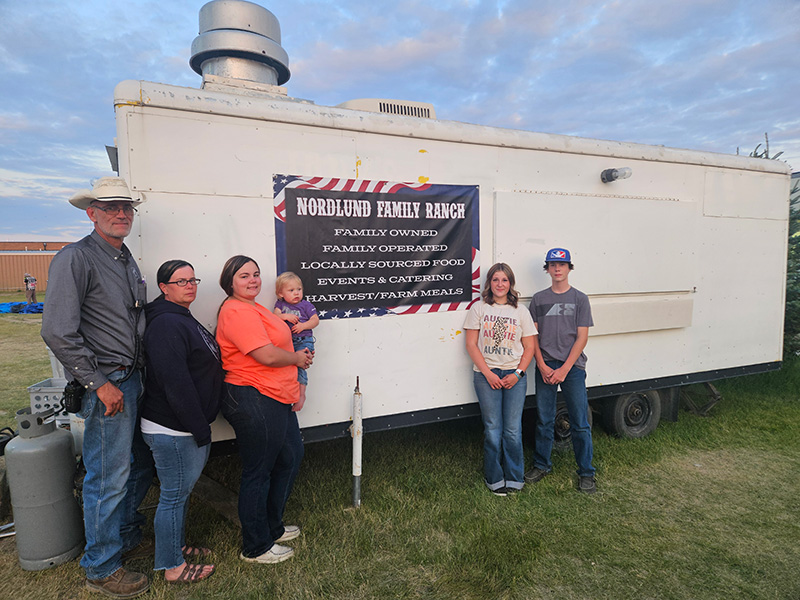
top-left (533, 360), bottom-right (595, 477)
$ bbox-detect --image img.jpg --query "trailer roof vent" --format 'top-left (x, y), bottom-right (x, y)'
top-left (337, 98), bottom-right (437, 120)
top-left (190, 0), bottom-right (290, 87)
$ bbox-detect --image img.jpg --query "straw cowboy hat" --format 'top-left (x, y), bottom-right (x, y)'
top-left (69, 177), bottom-right (144, 210)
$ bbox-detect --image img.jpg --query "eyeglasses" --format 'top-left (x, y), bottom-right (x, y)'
top-left (165, 278), bottom-right (201, 287)
top-left (91, 203), bottom-right (137, 216)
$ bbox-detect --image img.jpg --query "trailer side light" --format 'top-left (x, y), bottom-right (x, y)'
top-left (601, 167), bottom-right (633, 183)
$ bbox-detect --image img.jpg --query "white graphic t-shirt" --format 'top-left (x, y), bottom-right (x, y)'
top-left (464, 301), bottom-right (537, 371)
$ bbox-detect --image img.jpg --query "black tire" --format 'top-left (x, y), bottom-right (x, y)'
top-left (602, 391), bottom-right (661, 438)
top-left (553, 401), bottom-right (593, 451)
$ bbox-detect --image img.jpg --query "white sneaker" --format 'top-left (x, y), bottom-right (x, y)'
top-left (240, 544), bottom-right (294, 564)
top-left (275, 525), bottom-right (301, 543)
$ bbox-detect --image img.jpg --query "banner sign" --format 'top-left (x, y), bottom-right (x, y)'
top-left (274, 175), bottom-right (480, 319)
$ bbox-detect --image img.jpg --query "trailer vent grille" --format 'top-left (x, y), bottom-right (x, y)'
top-left (379, 102), bottom-right (431, 118)
top-left (336, 98), bottom-right (437, 119)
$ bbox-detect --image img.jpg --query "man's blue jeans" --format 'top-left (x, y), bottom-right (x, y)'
top-left (473, 369), bottom-right (526, 491)
top-left (222, 384), bottom-right (304, 558)
top-left (142, 433), bottom-right (210, 570)
top-left (533, 360), bottom-right (595, 477)
top-left (78, 368), bottom-right (155, 579)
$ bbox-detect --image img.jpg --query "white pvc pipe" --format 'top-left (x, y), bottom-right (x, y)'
top-left (351, 377), bottom-right (363, 508)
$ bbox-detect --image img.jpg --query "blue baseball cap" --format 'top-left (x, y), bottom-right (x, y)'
top-left (545, 248), bottom-right (571, 262)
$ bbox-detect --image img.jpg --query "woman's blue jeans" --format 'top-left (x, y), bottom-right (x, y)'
top-left (222, 383), bottom-right (304, 558)
top-left (78, 368), bottom-right (155, 580)
top-left (142, 433), bottom-right (210, 570)
top-left (533, 360), bottom-right (596, 477)
top-left (473, 369), bottom-right (526, 490)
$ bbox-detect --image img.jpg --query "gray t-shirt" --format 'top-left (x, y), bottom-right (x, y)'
top-left (529, 286), bottom-right (593, 369)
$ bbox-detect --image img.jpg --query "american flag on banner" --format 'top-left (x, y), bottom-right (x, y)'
top-left (274, 174), bottom-right (480, 320)
top-left (274, 175), bottom-right (435, 222)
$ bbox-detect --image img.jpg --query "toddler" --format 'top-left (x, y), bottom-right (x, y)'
top-left (274, 272), bottom-right (319, 411)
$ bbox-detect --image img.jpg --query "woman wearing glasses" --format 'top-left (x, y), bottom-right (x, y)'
top-left (215, 255), bottom-right (312, 565)
top-left (140, 260), bottom-right (222, 584)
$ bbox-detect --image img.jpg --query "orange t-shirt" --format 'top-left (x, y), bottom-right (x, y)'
top-left (216, 299), bottom-right (299, 404)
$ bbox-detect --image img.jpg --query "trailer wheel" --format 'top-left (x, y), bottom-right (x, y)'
top-left (553, 402), bottom-right (593, 451)
top-left (602, 391), bottom-right (661, 438)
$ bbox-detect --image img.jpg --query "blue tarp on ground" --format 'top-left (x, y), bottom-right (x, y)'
top-left (0, 302), bottom-right (44, 314)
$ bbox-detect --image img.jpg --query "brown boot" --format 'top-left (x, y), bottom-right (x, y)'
top-left (121, 539), bottom-right (155, 563)
top-left (86, 567), bottom-right (150, 598)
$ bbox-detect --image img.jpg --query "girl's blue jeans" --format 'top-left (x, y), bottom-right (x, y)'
top-left (473, 368), bottom-right (526, 490)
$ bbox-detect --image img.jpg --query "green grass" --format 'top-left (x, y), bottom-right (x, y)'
top-left (0, 294), bottom-right (50, 429)
top-left (1, 314), bottom-right (799, 599)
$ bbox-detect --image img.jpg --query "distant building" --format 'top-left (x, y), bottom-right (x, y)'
top-left (0, 241), bottom-right (73, 293)
top-left (0, 242), bottom-right (71, 252)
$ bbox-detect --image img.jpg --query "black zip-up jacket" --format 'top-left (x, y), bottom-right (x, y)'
top-left (141, 296), bottom-right (223, 446)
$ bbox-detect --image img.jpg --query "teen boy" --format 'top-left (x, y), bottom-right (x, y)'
top-left (525, 248), bottom-right (597, 493)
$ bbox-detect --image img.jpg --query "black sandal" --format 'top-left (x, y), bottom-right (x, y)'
top-left (182, 545), bottom-right (212, 560)
top-left (167, 563), bottom-right (216, 584)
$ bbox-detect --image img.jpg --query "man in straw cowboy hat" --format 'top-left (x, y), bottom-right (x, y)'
top-left (42, 177), bottom-right (154, 598)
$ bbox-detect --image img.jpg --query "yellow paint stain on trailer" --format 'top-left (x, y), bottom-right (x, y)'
top-left (439, 328), bottom-right (463, 341)
top-left (115, 88), bottom-right (147, 107)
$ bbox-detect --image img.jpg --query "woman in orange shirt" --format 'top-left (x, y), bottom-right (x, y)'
top-left (215, 255), bottom-right (313, 565)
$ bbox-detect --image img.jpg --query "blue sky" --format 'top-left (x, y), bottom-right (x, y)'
top-left (2, 0), bottom-right (799, 241)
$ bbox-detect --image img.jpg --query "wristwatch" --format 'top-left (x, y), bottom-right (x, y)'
top-left (515, 369), bottom-right (525, 379)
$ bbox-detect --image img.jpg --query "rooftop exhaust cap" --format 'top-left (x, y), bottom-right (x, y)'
top-left (190, 0), bottom-right (290, 86)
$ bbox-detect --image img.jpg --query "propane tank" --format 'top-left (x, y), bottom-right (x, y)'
top-left (5, 407), bottom-right (83, 570)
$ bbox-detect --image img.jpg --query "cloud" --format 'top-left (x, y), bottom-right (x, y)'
top-left (0, 167), bottom-right (95, 199)
top-left (1, 0), bottom-right (798, 243)
top-left (0, 44), bottom-right (29, 74)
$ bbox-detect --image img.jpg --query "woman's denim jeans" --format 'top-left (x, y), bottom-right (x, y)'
top-left (78, 368), bottom-right (155, 580)
top-left (473, 369), bottom-right (526, 490)
top-left (142, 433), bottom-right (210, 570)
top-left (533, 360), bottom-right (595, 477)
top-left (222, 383), bottom-right (304, 558)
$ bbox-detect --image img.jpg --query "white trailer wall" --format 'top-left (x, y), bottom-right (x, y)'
top-left (114, 80), bottom-right (790, 440)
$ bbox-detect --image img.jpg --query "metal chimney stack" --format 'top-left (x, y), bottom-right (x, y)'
top-left (190, 0), bottom-right (290, 87)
